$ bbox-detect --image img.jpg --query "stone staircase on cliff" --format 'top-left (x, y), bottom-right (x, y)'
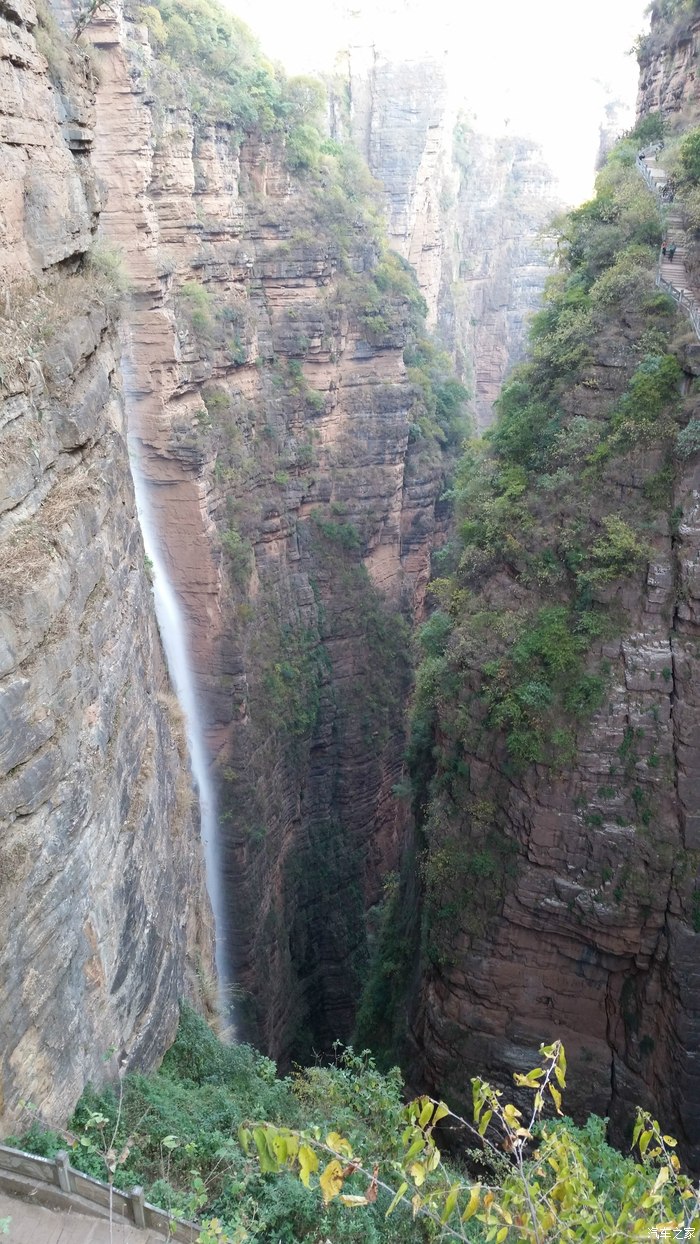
top-left (636, 149), bottom-right (700, 340)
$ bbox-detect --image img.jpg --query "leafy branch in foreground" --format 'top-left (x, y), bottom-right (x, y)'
top-left (244, 1041), bottom-right (700, 1242)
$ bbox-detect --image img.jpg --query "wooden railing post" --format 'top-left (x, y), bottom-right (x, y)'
top-left (55, 1150), bottom-right (72, 1193)
top-left (130, 1185), bottom-right (146, 1228)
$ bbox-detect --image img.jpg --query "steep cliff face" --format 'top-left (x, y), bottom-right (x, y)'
top-left (381, 131), bottom-right (700, 1163)
top-left (0, 1), bottom-right (212, 1130)
top-left (333, 53), bottom-right (557, 429)
top-left (335, 48), bottom-right (453, 330)
top-left (77, 0), bottom-right (455, 1062)
top-left (439, 124), bottom-right (558, 430)
top-left (637, 7), bottom-right (700, 127)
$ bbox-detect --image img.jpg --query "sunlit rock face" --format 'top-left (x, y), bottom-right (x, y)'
top-left (636, 8), bottom-right (700, 128)
top-left (0, 0), bottom-right (212, 1131)
top-left (331, 52), bottom-right (557, 429)
top-left (334, 48), bottom-right (453, 329)
top-left (438, 126), bottom-right (558, 430)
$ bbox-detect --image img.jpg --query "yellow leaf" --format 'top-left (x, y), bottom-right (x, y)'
top-left (461, 1184), bottom-right (481, 1223)
top-left (549, 1084), bottom-right (562, 1114)
top-left (326, 1132), bottom-right (353, 1157)
top-left (319, 1159), bottom-right (344, 1204)
top-left (496, 1227), bottom-right (508, 1243)
top-left (339, 1194), bottom-right (369, 1206)
top-left (411, 1193), bottom-right (423, 1218)
top-left (652, 1166), bottom-right (670, 1194)
top-left (427, 1146), bottom-right (441, 1171)
top-left (298, 1144), bottom-right (319, 1188)
top-left (410, 1161), bottom-right (426, 1187)
top-left (440, 1184), bottom-right (460, 1223)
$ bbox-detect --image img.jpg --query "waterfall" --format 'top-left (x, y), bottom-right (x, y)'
top-left (122, 376), bottom-right (229, 1025)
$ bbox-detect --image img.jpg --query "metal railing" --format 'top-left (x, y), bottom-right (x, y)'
top-left (656, 270), bottom-right (700, 338)
top-left (636, 154), bottom-right (664, 200)
top-left (0, 1142), bottom-right (199, 1240)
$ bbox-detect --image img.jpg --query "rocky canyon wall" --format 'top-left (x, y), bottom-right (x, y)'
top-left (0, 0), bottom-right (212, 1131)
top-left (438, 124), bottom-right (558, 430)
top-left (72, 0), bottom-right (457, 1063)
top-left (333, 53), bottom-right (557, 429)
top-left (637, 6), bottom-right (700, 128)
top-left (334, 48), bottom-right (453, 330)
top-left (395, 111), bottom-right (700, 1162)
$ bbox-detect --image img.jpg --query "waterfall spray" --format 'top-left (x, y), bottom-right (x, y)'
top-left (121, 350), bottom-right (229, 1024)
top-left (129, 451), bottom-right (229, 1020)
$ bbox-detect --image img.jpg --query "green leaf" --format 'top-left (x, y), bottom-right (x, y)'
top-left (419, 1100), bottom-right (434, 1129)
top-left (404, 1135), bottom-right (425, 1164)
top-left (252, 1127), bottom-right (278, 1173)
top-left (440, 1184), bottom-right (461, 1223)
top-left (385, 1181), bottom-right (409, 1218)
top-left (638, 1129), bottom-right (652, 1157)
top-left (433, 1101), bottom-right (450, 1125)
top-left (478, 1109), bottom-right (493, 1137)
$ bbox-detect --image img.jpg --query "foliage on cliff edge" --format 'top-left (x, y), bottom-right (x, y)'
top-left (357, 130), bottom-right (698, 1059)
top-left (12, 1011), bottom-right (700, 1241)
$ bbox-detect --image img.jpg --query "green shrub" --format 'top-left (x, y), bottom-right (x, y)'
top-left (679, 127), bottom-right (700, 186)
top-left (626, 111), bottom-right (666, 147)
top-left (676, 418), bottom-right (700, 458)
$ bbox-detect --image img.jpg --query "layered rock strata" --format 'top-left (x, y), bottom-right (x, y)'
top-left (332, 53), bottom-right (557, 429)
top-left (409, 323), bottom-right (700, 1166)
top-left (335, 48), bottom-right (453, 329)
top-left (0, 1), bottom-right (212, 1130)
top-left (637, 9), bottom-right (700, 127)
top-left (82, 3), bottom-right (451, 1061)
top-left (439, 127), bottom-right (558, 429)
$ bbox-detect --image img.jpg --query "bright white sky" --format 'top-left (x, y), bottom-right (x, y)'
top-left (230, 0), bottom-right (651, 205)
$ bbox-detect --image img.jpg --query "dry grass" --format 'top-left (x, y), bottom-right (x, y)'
top-left (0, 470), bottom-right (98, 603)
top-left (0, 524), bottom-right (56, 605)
top-left (0, 414), bottom-right (42, 471)
top-left (0, 257), bottom-right (128, 396)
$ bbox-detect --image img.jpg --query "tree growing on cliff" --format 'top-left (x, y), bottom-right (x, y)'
top-left (72, 0), bottom-right (117, 40)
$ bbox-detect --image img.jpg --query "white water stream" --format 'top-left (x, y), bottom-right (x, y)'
top-left (127, 427), bottom-right (229, 1022)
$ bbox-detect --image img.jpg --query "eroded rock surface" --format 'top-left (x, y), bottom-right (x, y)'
top-left (0, 4), bottom-right (212, 1130)
top-left (79, 2), bottom-right (452, 1062)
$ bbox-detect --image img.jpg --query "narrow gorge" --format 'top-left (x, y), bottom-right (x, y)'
top-left (3, 0), bottom-right (700, 1239)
